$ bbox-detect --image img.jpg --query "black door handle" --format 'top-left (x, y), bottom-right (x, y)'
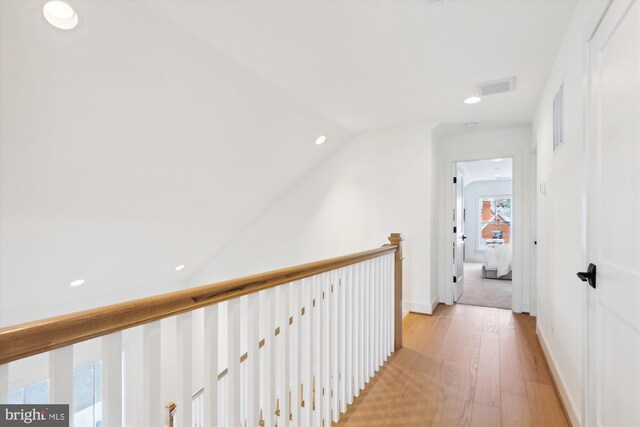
top-left (577, 263), bottom-right (596, 289)
top-left (461, 235), bottom-right (467, 241)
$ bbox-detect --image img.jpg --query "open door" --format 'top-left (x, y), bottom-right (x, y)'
top-left (452, 169), bottom-right (464, 302)
top-left (585, 1), bottom-right (640, 425)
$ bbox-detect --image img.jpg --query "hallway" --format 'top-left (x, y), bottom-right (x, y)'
top-left (336, 304), bottom-right (568, 426)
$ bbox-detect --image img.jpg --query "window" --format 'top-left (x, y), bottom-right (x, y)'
top-left (478, 196), bottom-right (511, 249)
top-left (7, 361), bottom-right (102, 427)
top-left (7, 379), bottom-right (48, 404)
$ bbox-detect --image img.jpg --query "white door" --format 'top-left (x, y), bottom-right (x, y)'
top-left (453, 171), bottom-right (464, 301)
top-left (585, 1), bottom-right (640, 425)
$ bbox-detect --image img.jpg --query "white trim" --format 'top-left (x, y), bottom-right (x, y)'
top-left (430, 295), bottom-right (440, 314)
top-left (538, 326), bottom-right (581, 427)
top-left (403, 300), bottom-right (431, 315)
top-left (439, 147), bottom-right (529, 314)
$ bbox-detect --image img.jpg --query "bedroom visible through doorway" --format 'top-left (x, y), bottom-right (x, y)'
top-left (453, 157), bottom-right (513, 310)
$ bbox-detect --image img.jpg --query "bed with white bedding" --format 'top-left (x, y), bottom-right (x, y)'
top-left (482, 244), bottom-right (512, 280)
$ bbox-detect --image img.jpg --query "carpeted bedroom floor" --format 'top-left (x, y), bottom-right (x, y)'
top-left (458, 261), bottom-right (512, 309)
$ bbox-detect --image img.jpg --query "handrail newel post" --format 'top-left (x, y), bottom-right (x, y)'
top-left (388, 233), bottom-right (403, 350)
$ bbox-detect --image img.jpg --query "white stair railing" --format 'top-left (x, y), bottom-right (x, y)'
top-left (0, 234), bottom-right (403, 427)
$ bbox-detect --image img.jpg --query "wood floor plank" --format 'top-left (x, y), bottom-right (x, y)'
top-left (419, 314), bottom-right (452, 358)
top-left (403, 312), bottom-right (440, 352)
top-left (498, 311), bottom-right (527, 396)
top-left (501, 391), bottom-right (533, 427)
top-left (470, 401), bottom-right (501, 427)
top-left (433, 339), bottom-right (480, 426)
top-left (526, 381), bottom-right (569, 427)
top-left (337, 306), bottom-right (569, 427)
top-left (514, 316), bottom-right (552, 385)
top-left (474, 330), bottom-right (501, 408)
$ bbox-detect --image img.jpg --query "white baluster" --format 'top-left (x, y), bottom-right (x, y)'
top-left (142, 322), bottom-right (162, 426)
top-left (339, 268), bottom-right (347, 414)
top-left (312, 275), bottom-right (323, 426)
top-left (301, 277), bottom-right (313, 425)
top-left (356, 262), bottom-right (363, 393)
top-left (376, 256), bottom-right (382, 370)
top-left (388, 253), bottom-right (393, 357)
top-left (123, 328), bottom-right (143, 426)
top-left (363, 260), bottom-right (370, 383)
top-left (352, 263), bottom-right (360, 397)
top-left (228, 298), bottom-right (241, 426)
top-left (368, 259), bottom-right (376, 380)
top-left (389, 253), bottom-right (395, 355)
top-left (276, 285), bottom-right (290, 427)
top-left (246, 293), bottom-right (260, 427)
top-left (0, 363), bottom-right (7, 404)
top-left (291, 282), bottom-right (300, 425)
top-left (382, 255), bottom-right (388, 361)
top-left (322, 272), bottom-right (331, 427)
top-left (102, 332), bottom-right (123, 427)
top-left (291, 281), bottom-right (301, 426)
top-left (49, 346), bottom-right (73, 416)
top-left (331, 270), bottom-right (339, 423)
top-left (176, 313), bottom-right (192, 427)
top-left (203, 305), bottom-right (219, 427)
top-left (345, 265), bottom-right (353, 406)
top-left (262, 288), bottom-right (276, 427)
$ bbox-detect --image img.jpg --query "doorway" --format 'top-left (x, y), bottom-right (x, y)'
top-left (452, 157), bottom-right (514, 310)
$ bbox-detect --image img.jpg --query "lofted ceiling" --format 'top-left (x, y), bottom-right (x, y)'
top-left (153, 0), bottom-right (577, 132)
top-left (0, 0), bottom-right (575, 325)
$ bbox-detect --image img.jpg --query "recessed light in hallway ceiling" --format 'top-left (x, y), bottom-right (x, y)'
top-left (69, 279), bottom-right (85, 287)
top-left (315, 135), bottom-right (327, 145)
top-left (43, 1), bottom-right (78, 30)
top-left (463, 96), bottom-right (481, 105)
top-left (175, 265), bottom-right (185, 271)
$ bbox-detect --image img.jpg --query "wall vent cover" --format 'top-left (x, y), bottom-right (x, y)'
top-left (478, 77), bottom-right (517, 96)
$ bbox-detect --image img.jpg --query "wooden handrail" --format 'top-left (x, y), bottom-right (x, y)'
top-left (0, 241), bottom-right (399, 365)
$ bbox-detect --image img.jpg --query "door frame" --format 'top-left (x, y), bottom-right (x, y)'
top-left (439, 149), bottom-right (527, 313)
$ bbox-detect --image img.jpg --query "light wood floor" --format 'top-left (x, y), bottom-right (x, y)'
top-left (336, 304), bottom-right (569, 427)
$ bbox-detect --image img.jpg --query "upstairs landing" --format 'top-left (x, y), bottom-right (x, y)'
top-left (336, 304), bottom-right (569, 427)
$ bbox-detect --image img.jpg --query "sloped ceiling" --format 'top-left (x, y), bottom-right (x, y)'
top-left (0, 0), bottom-right (575, 325)
top-left (0, 0), bottom-right (351, 325)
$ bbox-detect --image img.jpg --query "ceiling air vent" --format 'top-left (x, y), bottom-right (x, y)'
top-left (478, 77), bottom-right (517, 96)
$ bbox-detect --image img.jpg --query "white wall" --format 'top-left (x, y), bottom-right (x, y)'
top-left (0, 0), bottom-right (350, 327)
top-left (433, 126), bottom-right (535, 313)
top-left (532, 2), bottom-right (608, 425)
top-left (189, 123), bottom-right (438, 311)
top-left (462, 179), bottom-right (513, 262)
top-left (186, 123), bottom-right (438, 392)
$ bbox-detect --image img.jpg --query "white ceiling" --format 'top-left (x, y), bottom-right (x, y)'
top-left (153, 0), bottom-right (577, 132)
top-left (0, 0), bottom-right (575, 325)
top-left (458, 158), bottom-right (513, 186)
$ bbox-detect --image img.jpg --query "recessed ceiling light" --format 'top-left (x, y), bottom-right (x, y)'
top-left (70, 279), bottom-right (85, 287)
top-left (463, 96), bottom-right (482, 104)
top-left (315, 135), bottom-right (327, 145)
top-left (492, 158), bottom-right (504, 162)
top-left (43, 1), bottom-right (78, 30)
top-left (175, 265), bottom-right (185, 271)
top-left (463, 122), bottom-right (477, 128)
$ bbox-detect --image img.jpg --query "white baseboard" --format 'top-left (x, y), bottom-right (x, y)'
top-left (537, 326), bottom-right (581, 427)
top-left (430, 295), bottom-right (440, 313)
top-left (403, 300), bottom-right (431, 315)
